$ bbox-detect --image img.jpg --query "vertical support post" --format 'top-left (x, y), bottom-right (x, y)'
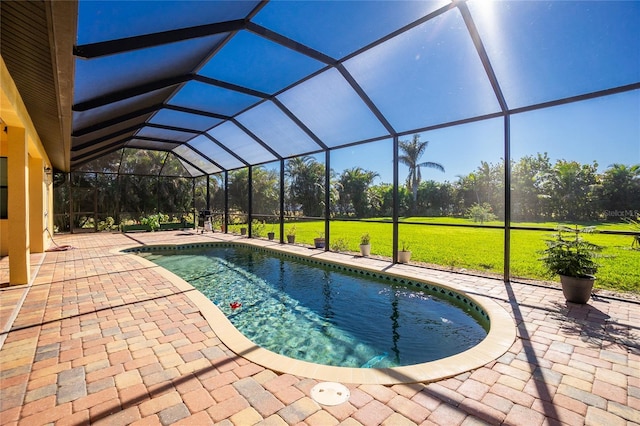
top-left (28, 156), bottom-right (45, 252)
top-left (69, 172), bottom-right (74, 233)
top-left (115, 173), bottom-right (121, 227)
top-left (248, 166), bottom-right (253, 238)
top-left (68, 172), bottom-right (73, 233)
top-left (224, 170), bottom-right (229, 233)
top-left (324, 150), bottom-right (330, 251)
top-left (392, 136), bottom-right (399, 263)
top-left (93, 172), bottom-right (98, 232)
top-left (189, 177), bottom-right (196, 230)
top-left (116, 149), bottom-right (125, 226)
top-left (206, 174), bottom-right (210, 211)
top-left (503, 115), bottom-right (511, 282)
top-left (157, 175), bottom-right (160, 214)
top-left (8, 126), bottom-right (29, 285)
top-left (46, 169), bottom-right (53, 244)
top-left (279, 159), bottom-right (285, 243)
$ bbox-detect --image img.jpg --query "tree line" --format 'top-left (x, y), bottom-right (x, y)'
top-left (55, 141), bottom-right (639, 228)
top-left (228, 153), bottom-right (639, 223)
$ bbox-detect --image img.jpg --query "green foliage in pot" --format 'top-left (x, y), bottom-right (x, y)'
top-left (360, 232), bottom-right (370, 245)
top-left (140, 213), bottom-right (162, 231)
top-left (98, 216), bottom-right (118, 231)
top-left (539, 225), bottom-right (603, 278)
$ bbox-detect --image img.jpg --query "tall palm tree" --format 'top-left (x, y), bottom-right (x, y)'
top-left (398, 134), bottom-right (445, 206)
top-left (600, 163), bottom-right (640, 214)
top-left (285, 156), bottom-right (325, 217)
top-left (338, 167), bottom-right (379, 217)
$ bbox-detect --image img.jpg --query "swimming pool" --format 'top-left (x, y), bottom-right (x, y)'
top-left (138, 244), bottom-right (488, 368)
top-left (124, 240), bottom-right (515, 384)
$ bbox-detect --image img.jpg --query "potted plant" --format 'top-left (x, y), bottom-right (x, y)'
top-left (397, 241), bottom-right (411, 264)
top-left (286, 225), bottom-right (296, 244)
top-left (121, 221), bottom-right (151, 233)
top-left (314, 232), bottom-right (326, 249)
top-left (540, 225), bottom-right (603, 304)
top-left (240, 226), bottom-right (247, 236)
top-left (267, 225), bottom-right (275, 240)
top-left (359, 233), bottom-right (371, 257)
top-left (140, 214), bottom-right (161, 232)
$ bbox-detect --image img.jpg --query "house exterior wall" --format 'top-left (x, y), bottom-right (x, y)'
top-left (1, 56), bottom-right (53, 284)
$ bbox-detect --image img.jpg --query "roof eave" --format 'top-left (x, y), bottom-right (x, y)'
top-left (0, 0), bottom-right (77, 172)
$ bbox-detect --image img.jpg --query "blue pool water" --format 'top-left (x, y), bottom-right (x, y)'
top-left (142, 245), bottom-right (487, 368)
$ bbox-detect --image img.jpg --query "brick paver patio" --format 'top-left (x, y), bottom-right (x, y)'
top-left (1, 231), bottom-right (638, 425)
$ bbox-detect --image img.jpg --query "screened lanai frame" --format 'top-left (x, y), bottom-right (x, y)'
top-left (67, 1), bottom-right (640, 281)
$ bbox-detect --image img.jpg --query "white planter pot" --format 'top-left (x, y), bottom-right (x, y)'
top-left (397, 251), bottom-right (411, 264)
top-left (360, 244), bottom-right (371, 257)
top-left (560, 275), bottom-right (595, 304)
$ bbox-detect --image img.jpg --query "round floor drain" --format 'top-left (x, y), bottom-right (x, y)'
top-left (310, 382), bottom-right (350, 406)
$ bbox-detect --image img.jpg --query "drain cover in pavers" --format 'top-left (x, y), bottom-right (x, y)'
top-left (310, 382), bottom-right (350, 405)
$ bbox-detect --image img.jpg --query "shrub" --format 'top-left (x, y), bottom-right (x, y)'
top-left (252, 220), bottom-right (266, 237)
top-left (97, 216), bottom-right (117, 231)
top-left (140, 213), bottom-right (161, 231)
top-left (331, 238), bottom-right (349, 252)
top-left (467, 202), bottom-right (497, 224)
top-left (623, 217), bottom-right (640, 249)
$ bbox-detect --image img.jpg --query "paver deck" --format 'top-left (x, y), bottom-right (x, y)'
top-left (1, 231), bottom-right (638, 426)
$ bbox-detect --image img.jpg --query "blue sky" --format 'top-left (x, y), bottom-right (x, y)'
top-left (260, 0), bottom-right (640, 185)
top-left (330, 90), bottom-right (640, 185)
top-left (76, 1), bottom-right (640, 182)
top-left (251, 0), bottom-right (640, 184)
top-left (326, 1), bottom-right (640, 185)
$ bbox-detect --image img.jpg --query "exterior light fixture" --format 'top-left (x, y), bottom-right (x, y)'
top-left (44, 166), bottom-right (53, 185)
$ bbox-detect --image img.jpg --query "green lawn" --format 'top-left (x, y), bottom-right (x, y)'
top-left (232, 218), bottom-right (639, 294)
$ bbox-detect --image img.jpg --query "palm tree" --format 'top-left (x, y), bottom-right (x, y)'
top-left (337, 167), bottom-right (379, 217)
top-left (599, 163), bottom-right (640, 215)
top-left (398, 134), bottom-right (445, 207)
top-left (285, 156), bottom-right (325, 217)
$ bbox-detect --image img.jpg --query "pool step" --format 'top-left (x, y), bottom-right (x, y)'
top-left (361, 352), bottom-right (388, 368)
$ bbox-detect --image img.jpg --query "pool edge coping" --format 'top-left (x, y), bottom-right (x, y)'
top-left (115, 240), bottom-right (516, 385)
